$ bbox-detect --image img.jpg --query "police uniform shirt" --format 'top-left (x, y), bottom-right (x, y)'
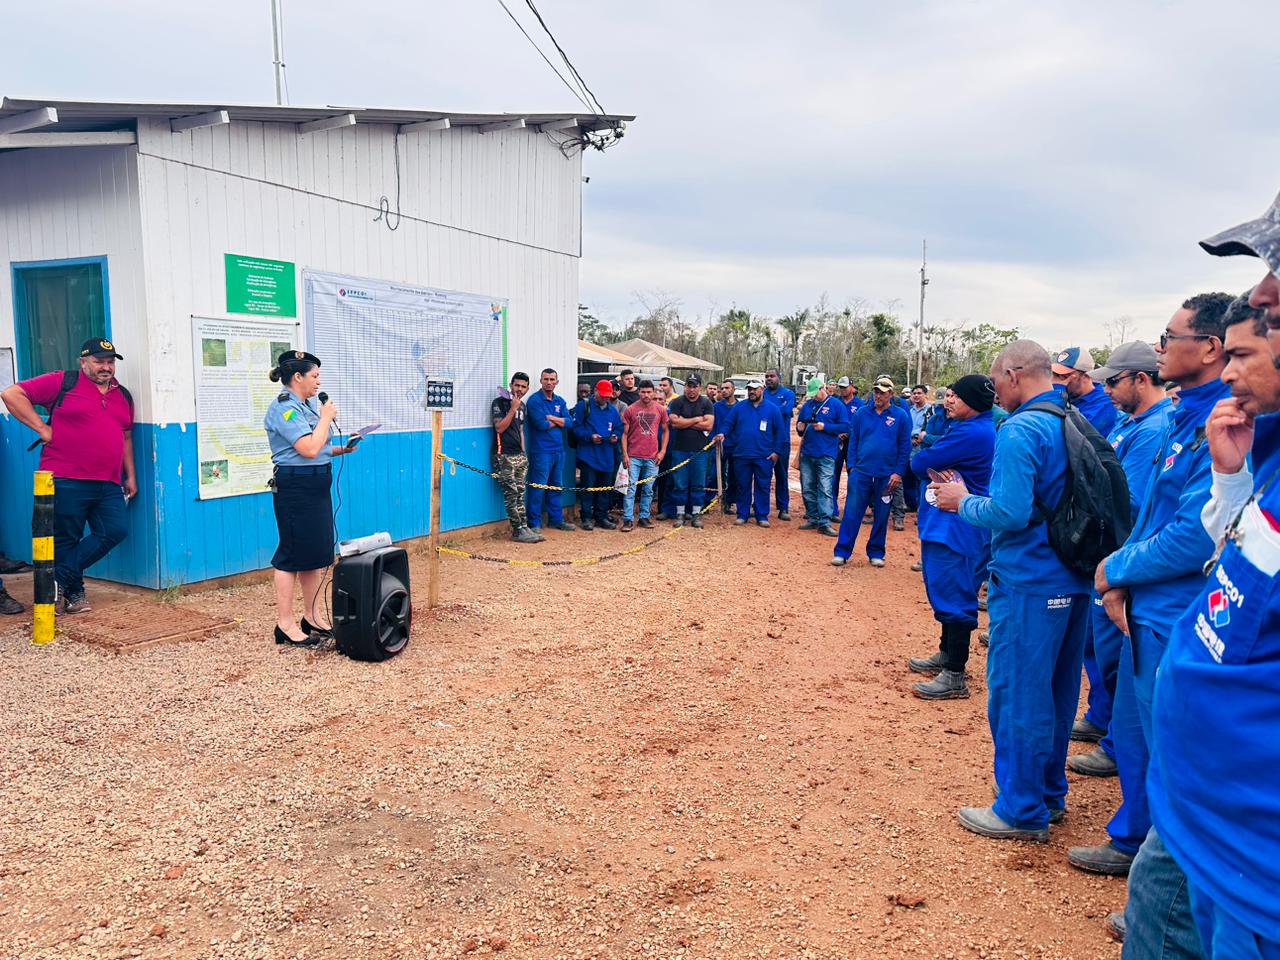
top-left (263, 392), bottom-right (334, 466)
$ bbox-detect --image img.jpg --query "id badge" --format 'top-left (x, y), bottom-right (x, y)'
top-left (759, 420), bottom-right (768, 432)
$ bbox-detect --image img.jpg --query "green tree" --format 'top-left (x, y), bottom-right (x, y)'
top-left (577, 304), bottom-right (614, 344)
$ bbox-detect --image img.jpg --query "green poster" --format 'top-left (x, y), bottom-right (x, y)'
top-left (224, 254), bottom-right (296, 317)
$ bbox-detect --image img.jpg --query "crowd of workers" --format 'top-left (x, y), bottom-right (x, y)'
top-left (488, 189), bottom-right (1280, 959)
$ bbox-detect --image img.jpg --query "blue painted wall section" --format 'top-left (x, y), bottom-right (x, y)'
top-left (0, 418), bottom-right (575, 588)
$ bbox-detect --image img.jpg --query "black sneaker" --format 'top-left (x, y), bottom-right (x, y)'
top-left (673, 515), bottom-right (686, 528)
top-left (778, 511), bottom-right (791, 521)
top-left (59, 589), bottom-right (91, 615)
top-left (596, 517), bottom-right (617, 530)
top-left (0, 588), bottom-right (24, 615)
top-left (690, 515), bottom-right (703, 529)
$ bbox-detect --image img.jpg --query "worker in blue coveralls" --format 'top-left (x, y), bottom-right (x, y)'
top-left (905, 375), bottom-right (996, 700)
top-left (831, 375), bottom-right (911, 569)
top-left (1052, 346), bottom-right (1119, 437)
top-left (571, 379), bottom-right (623, 531)
top-left (931, 341), bottom-right (1090, 841)
top-left (1142, 201), bottom-right (1280, 959)
top-left (716, 378), bottom-right (785, 526)
top-left (920, 387), bottom-right (950, 448)
top-left (762, 368), bottom-right (796, 521)
top-left (713, 378), bottom-right (739, 514)
top-left (1067, 294), bottom-right (1231, 893)
top-left (795, 377), bottom-right (848, 536)
top-left (1067, 341), bottom-right (1172, 782)
top-left (830, 377), bottom-right (863, 513)
top-left (524, 367), bottom-right (576, 532)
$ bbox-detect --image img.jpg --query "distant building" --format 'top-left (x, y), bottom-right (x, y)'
top-left (0, 97), bottom-right (631, 587)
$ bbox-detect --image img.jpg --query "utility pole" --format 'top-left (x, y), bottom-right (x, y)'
top-left (270, 0), bottom-right (284, 105)
top-left (917, 239), bottom-right (928, 385)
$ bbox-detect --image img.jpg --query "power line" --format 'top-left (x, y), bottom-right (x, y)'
top-left (494, 0), bottom-right (593, 112)
top-left (522, 0), bottom-right (605, 116)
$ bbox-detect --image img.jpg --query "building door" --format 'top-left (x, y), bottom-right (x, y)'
top-left (11, 256), bottom-right (110, 379)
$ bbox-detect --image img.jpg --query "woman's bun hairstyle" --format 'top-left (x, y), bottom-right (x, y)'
top-left (269, 366), bottom-right (282, 383)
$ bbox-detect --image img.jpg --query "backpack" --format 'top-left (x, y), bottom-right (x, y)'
top-left (26, 369), bottom-right (134, 452)
top-left (1023, 401), bottom-right (1132, 579)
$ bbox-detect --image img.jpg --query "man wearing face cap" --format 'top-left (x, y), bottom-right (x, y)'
top-left (1127, 192), bottom-right (1280, 959)
top-left (1052, 347), bottom-right (1118, 438)
top-left (904, 375), bottom-right (996, 699)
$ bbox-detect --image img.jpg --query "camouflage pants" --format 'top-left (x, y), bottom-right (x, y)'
top-left (493, 453), bottom-right (529, 529)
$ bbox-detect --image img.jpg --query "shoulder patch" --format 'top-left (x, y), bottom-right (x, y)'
top-left (283, 408), bottom-right (297, 421)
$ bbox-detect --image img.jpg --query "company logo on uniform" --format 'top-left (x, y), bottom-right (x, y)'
top-left (1207, 589), bottom-right (1231, 627)
top-left (885, 417), bottom-right (895, 426)
top-left (1163, 441), bottom-right (1183, 472)
top-left (1047, 596), bottom-right (1073, 609)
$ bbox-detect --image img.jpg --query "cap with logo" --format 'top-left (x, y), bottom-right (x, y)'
top-left (1052, 346), bottom-right (1095, 375)
top-left (686, 373), bottom-right (702, 386)
top-left (275, 349), bottom-right (322, 368)
top-left (1201, 190), bottom-right (1280, 276)
top-left (595, 379), bottom-right (615, 397)
top-left (1090, 341), bottom-right (1159, 382)
top-left (80, 338), bottom-right (122, 360)
top-left (836, 376), bottom-right (852, 388)
top-left (873, 375), bottom-right (895, 393)
top-left (746, 378), bottom-right (764, 390)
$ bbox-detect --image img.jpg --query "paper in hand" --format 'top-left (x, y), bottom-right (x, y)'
top-left (351, 424), bottom-right (381, 439)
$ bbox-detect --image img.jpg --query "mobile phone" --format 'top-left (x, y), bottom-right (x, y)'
top-left (347, 435), bottom-right (363, 449)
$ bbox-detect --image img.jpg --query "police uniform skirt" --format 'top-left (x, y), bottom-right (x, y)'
top-left (271, 465), bottom-right (335, 572)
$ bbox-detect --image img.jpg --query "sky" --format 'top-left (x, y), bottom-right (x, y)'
top-left (7, 0), bottom-right (1278, 349)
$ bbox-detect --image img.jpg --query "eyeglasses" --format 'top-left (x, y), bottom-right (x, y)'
top-left (1159, 331), bottom-right (1213, 349)
top-left (1104, 372), bottom-right (1139, 388)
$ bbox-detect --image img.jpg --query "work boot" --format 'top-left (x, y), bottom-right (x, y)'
top-left (869, 557), bottom-right (885, 567)
top-left (818, 524), bottom-right (837, 537)
top-left (798, 520), bottom-right (818, 530)
top-left (1067, 746), bottom-right (1118, 777)
top-left (908, 650), bottom-right (946, 675)
top-left (690, 515), bottom-right (703, 529)
top-left (912, 669), bottom-right (970, 700)
top-left (0, 587), bottom-right (24, 615)
top-left (1067, 841), bottom-right (1135, 876)
top-left (1106, 912), bottom-right (1126, 942)
top-left (957, 806), bottom-right (1049, 843)
top-left (638, 517), bottom-right (655, 529)
top-left (892, 516), bottom-right (905, 531)
top-left (757, 518), bottom-right (771, 528)
top-left (0, 557), bottom-right (31, 574)
top-left (596, 517), bottom-right (617, 530)
top-left (830, 556), bottom-right (847, 567)
top-left (778, 511), bottom-right (791, 521)
top-left (512, 526), bottom-right (542, 544)
top-left (1070, 718), bottom-right (1106, 743)
top-left (734, 517), bottom-right (748, 525)
top-left (673, 514), bottom-right (686, 528)
top-left (59, 590), bottom-right (92, 615)
top-left (552, 521), bottom-right (577, 532)
top-left (621, 519), bottom-right (634, 532)
top-left (654, 512), bottom-right (671, 521)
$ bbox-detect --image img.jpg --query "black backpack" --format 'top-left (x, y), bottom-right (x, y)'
top-left (26, 369), bottom-right (134, 451)
top-left (1023, 401), bottom-right (1132, 578)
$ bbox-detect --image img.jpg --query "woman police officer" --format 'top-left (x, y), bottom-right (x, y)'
top-left (264, 350), bottom-right (357, 646)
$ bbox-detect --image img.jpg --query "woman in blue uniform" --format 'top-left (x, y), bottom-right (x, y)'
top-left (263, 350), bottom-right (357, 647)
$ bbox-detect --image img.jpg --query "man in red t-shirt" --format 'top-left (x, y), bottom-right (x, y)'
top-left (620, 380), bottom-right (669, 532)
top-left (2, 338), bottom-right (136, 614)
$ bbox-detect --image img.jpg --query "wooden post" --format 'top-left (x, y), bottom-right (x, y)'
top-left (31, 470), bottom-right (55, 645)
top-left (427, 409), bottom-right (443, 610)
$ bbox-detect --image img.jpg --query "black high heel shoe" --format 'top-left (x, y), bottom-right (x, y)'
top-left (301, 617), bottom-right (333, 638)
top-left (274, 625), bottom-right (319, 648)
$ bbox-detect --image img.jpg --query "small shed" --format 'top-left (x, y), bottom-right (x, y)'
top-left (0, 97), bottom-right (632, 588)
top-left (609, 338), bottom-right (723, 378)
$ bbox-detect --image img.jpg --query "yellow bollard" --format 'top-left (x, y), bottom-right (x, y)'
top-left (32, 471), bottom-right (55, 645)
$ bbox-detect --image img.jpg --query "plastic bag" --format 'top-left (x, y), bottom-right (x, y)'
top-left (614, 462), bottom-right (630, 494)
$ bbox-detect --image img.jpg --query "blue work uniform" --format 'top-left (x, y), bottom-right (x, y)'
top-left (713, 399), bottom-right (739, 509)
top-left (920, 402), bottom-right (949, 448)
top-left (263, 390), bottom-right (336, 572)
top-left (834, 403), bottom-right (911, 562)
top-left (832, 395), bottom-right (863, 508)
top-left (797, 395), bottom-right (849, 526)
top-left (1083, 397), bottom-right (1174, 758)
top-left (1070, 383), bottom-right (1118, 437)
top-left (1098, 377), bottom-right (1228, 855)
top-left (720, 400), bottom-right (785, 521)
top-left (1149, 414), bottom-right (1280, 956)
top-left (524, 390), bottom-right (573, 528)
top-left (763, 384), bottom-right (797, 513)
top-left (911, 411), bottom-right (995, 641)
top-left (573, 399), bottom-right (624, 524)
top-left (956, 388), bottom-right (1090, 830)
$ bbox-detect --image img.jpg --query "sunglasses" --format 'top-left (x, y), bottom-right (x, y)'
top-left (1159, 331), bottom-right (1213, 349)
top-left (1104, 371), bottom-right (1139, 388)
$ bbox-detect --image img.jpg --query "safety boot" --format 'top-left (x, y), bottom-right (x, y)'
top-left (908, 650), bottom-right (945, 674)
top-left (912, 669), bottom-right (970, 700)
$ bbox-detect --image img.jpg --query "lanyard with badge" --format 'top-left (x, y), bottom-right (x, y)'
top-left (1203, 465), bottom-right (1280, 574)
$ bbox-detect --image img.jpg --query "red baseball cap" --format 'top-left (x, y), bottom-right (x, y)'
top-left (595, 379), bottom-right (614, 397)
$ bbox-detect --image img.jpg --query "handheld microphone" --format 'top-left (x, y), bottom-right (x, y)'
top-left (318, 392), bottom-right (329, 405)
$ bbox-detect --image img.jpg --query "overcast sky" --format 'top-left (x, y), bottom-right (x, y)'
top-left (8, 0), bottom-right (1278, 348)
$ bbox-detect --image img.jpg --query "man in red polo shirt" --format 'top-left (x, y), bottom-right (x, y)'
top-left (2, 338), bottom-right (136, 614)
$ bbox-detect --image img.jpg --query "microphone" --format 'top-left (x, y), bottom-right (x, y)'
top-left (318, 392), bottom-right (329, 404)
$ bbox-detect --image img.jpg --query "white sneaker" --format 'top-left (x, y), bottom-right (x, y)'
top-left (869, 558), bottom-right (886, 568)
top-left (830, 556), bottom-right (846, 567)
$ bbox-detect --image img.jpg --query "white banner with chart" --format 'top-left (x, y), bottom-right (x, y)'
top-left (302, 270), bottom-right (507, 433)
top-left (192, 316), bottom-right (301, 500)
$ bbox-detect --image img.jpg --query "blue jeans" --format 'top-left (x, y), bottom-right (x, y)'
top-left (799, 455), bottom-right (836, 525)
top-left (987, 578), bottom-right (1089, 830)
top-left (834, 470), bottom-right (892, 561)
top-left (733, 456), bottom-right (773, 520)
top-left (773, 433), bottom-right (792, 511)
top-left (670, 450), bottom-right (708, 512)
top-left (526, 450), bottom-right (565, 528)
top-left (53, 478), bottom-right (129, 595)
top-left (1189, 879), bottom-right (1280, 959)
top-left (1122, 829), bottom-right (1200, 960)
top-left (624, 458), bottom-right (658, 520)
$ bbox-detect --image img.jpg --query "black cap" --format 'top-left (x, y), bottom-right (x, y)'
top-left (80, 337), bottom-right (122, 360)
top-left (686, 373), bottom-right (702, 386)
top-left (276, 349), bottom-right (321, 368)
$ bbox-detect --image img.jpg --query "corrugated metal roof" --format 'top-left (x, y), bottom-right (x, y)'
top-left (0, 97), bottom-right (633, 134)
top-left (610, 339), bottom-right (723, 372)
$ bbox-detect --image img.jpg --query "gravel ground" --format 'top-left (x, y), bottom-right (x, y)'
top-left (0, 495), bottom-right (1125, 959)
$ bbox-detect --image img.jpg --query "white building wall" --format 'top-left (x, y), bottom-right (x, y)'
top-left (133, 117), bottom-right (582, 425)
top-left (0, 146), bottom-right (152, 417)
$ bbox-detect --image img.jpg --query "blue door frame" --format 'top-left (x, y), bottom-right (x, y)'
top-left (10, 255), bottom-right (112, 380)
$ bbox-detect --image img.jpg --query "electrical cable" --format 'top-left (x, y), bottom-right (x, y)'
top-left (494, 0), bottom-right (594, 112)
top-left (373, 132), bottom-right (402, 231)
top-left (522, 0), bottom-right (605, 116)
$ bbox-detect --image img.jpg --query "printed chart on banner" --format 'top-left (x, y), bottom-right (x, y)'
top-left (191, 316), bottom-right (300, 499)
top-left (303, 271), bottom-right (506, 433)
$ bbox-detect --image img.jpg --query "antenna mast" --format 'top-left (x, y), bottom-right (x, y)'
top-left (270, 0), bottom-right (284, 105)
top-left (917, 239), bottom-right (928, 384)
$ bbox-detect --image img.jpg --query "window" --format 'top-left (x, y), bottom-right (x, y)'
top-left (11, 257), bottom-right (110, 380)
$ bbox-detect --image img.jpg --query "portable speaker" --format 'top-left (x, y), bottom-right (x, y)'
top-left (331, 546), bottom-right (411, 661)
